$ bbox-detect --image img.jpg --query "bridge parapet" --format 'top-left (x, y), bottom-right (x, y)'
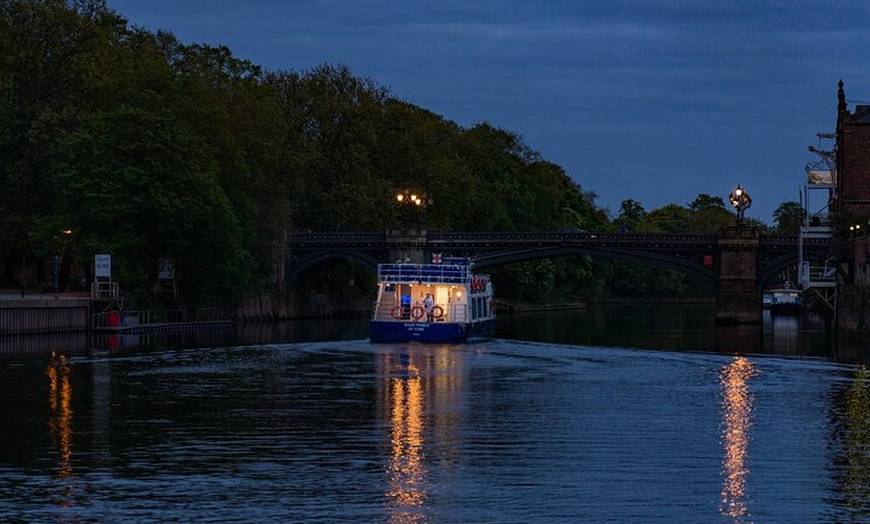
top-left (288, 229), bottom-right (834, 323)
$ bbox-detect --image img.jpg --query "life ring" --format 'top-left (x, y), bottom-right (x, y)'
top-left (391, 306), bottom-right (403, 320)
top-left (432, 305), bottom-right (444, 320)
top-left (411, 304), bottom-right (425, 320)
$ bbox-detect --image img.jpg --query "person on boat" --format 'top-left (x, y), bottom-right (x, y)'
top-left (423, 292), bottom-right (435, 322)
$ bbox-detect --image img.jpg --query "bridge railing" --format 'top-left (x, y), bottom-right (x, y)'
top-left (427, 231), bottom-right (720, 245)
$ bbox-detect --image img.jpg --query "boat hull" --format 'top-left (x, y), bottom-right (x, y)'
top-left (769, 303), bottom-right (803, 316)
top-left (769, 289), bottom-right (803, 316)
top-left (370, 319), bottom-right (495, 344)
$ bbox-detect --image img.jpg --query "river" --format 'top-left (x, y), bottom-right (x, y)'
top-left (0, 304), bottom-right (868, 523)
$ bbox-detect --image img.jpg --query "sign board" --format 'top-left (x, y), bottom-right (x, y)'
top-left (158, 259), bottom-right (175, 280)
top-left (95, 254), bottom-right (111, 278)
top-left (808, 170), bottom-right (835, 184)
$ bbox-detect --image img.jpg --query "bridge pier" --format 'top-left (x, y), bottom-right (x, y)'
top-left (716, 227), bottom-right (761, 324)
top-left (386, 229), bottom-right (428, 264)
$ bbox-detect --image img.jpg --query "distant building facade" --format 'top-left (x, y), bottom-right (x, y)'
top-left (835, 80), bottom-right (870, 216)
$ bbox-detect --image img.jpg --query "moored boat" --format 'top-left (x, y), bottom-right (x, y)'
top-left (370, 256), bottom-right (495, 343)
top-left (768, 285), bottom-right (803, 315)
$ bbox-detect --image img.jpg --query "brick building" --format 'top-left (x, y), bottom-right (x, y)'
top-left (835, 80), bottom-right (870, 216)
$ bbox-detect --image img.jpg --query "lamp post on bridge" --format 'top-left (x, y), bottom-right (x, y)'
top-left (728, 184), bottom-right (752, 229)
top-left (392, 189), bottom-right (432, 264)
top-left (395, 189), bottom-right (432, 228)
top-left (718, 184), bottom-right (761, 323)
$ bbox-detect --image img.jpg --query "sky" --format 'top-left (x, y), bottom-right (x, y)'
top-left (106, 0), bottom-right (870, 224)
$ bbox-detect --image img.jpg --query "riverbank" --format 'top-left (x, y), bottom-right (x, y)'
top-left (493, 297), bottom-right (718, 315)
top-left (589, 297), bottom-right (715, 305)
top-left (0, 292), bottom-right (92, 335)
top-left (494, 300), bottom-right (587, 313)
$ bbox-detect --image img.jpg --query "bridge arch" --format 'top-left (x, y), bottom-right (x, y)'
top-left (286, 249), bottom-right (379, 284)
top-left (756, 251), bottom-right (838, 292)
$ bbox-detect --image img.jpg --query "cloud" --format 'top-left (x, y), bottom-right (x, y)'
top-left (108, 0), bottom-right (870, 220)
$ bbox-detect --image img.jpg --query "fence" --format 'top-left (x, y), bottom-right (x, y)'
top-left (92, 307), bottom-right (228, 330)
top-left (0, 298), bottom-right (91, 335)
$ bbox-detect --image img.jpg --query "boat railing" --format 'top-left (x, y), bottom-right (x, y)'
top-left (372, 300), bottom-right (467, 322)
top-left (378, 263), bottom-right (469, 284)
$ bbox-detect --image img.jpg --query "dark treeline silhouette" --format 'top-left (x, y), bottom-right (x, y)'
top-left (0, 1), bottom-right (801, 304)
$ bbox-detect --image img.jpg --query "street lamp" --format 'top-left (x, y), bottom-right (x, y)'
top-left (396, 189), bottom-right (431, 208)
top-left (54, 229), bottom-right (74, 299)
top-left (728, 184), bottom-right (752, 226)
top-left (395, 189), bottom-right (432, 227)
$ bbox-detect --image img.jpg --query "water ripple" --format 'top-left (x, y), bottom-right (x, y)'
top-left (0, 341), bottom-right (866, 523)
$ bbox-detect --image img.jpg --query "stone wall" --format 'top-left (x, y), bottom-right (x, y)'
top-left (234, 291), bottom-right (372, 321)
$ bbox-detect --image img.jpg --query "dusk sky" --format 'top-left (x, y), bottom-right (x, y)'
top-left (107, 0), bottom-right (870, 223)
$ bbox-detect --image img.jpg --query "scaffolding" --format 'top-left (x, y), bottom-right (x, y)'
top-left (799, 134), bottom-right (837, 311)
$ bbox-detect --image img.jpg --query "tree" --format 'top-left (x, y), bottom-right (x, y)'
top-left (0, 0), bottom-right (126, 270)
top-left (47, 104), bottom-right (251, 298)
top-left (772, 201), bottom-right (803, 234)
top-left (686, 194), bottom-right (733, 233)
top-left (644, 204), bottom-right (690, 233)
top-left (687, 193), bottom-right (727, 213)
top-left (616, 199), bottom-right (647, 231)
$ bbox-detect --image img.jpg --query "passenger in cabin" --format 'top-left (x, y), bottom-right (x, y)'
top-left (423, 292), bottom-right (435, 322)
top-left (401, 294), bottom-right (411, 319)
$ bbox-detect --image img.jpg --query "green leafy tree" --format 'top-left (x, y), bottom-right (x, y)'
top-left (686, 194), bottom-right (733, 233)
top-left (267, 64), bottom-right (393, 231)
top-left (0, 0), bottom-right (126, 274)
top-left (644, 204), bottom-right (690, 233)
top-left (46, 104), bottom-right (251, 298)
top-left (772, 201), bottom-right (803, 234)
top-left (616, 199), bottom-right (647, 231)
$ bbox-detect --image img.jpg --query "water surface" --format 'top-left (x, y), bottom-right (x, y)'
top-left (0, 305), bottom-right (867, 523)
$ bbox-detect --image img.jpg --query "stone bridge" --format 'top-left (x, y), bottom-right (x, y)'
top-left (286, 229), bottom-right (834, 323)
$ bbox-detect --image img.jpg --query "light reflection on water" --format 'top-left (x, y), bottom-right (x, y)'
top-left (386, 355), bottom-right (429, 523)
top-left (0, 306), bottom-right (868, 523)
top-left (46, 351), bottom-right (75, 511)
top-left (719, 356), bottom-right (758, 523)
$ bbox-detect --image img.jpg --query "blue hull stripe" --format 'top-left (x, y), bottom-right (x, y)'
top-left (370, 320), bottom-right (495, 343)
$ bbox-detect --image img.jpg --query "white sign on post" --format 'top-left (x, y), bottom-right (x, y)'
top-left (95, 254), bottom-right (111, 278)
top-left (158, 258), bottom-right (175, 279)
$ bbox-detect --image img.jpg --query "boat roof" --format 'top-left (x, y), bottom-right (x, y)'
top-left (378, 257), bottom-right (475, 285)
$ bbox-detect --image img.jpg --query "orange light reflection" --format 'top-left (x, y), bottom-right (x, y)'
top-left (719, 356), bottom-right (757, 523)
top-left (386, 361), bottom-right (430, 523)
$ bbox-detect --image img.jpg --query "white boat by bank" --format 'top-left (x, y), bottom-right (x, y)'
top-left (768, 285), bottom-right (803, 316)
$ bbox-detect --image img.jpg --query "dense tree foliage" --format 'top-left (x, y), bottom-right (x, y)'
top-left (0, 1), bottom-right (797, 304)
top-left (0, 1), bottom-right (610, 301)
top-left (772, 201), bottom-right (803, 233)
